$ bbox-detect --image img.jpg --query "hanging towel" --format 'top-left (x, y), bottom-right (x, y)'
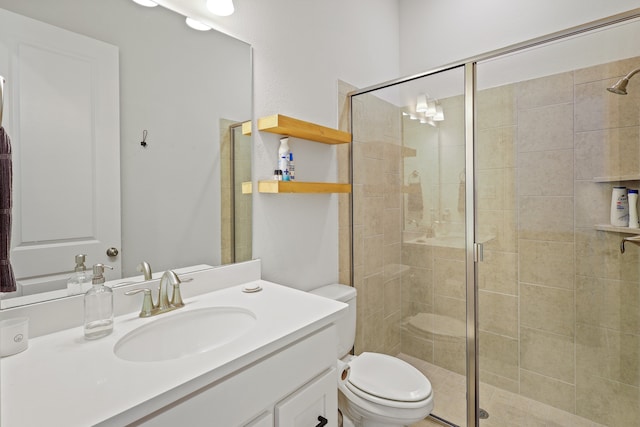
top-left (408, 183), bottom-right (423, 212)
top-left (0, 126), bottom-right (16, 292)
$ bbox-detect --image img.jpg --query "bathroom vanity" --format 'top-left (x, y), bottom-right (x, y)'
top-left (0, 261), bottom-right (346, 426)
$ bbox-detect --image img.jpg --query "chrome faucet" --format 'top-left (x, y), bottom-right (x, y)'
top-left (125, 270), bottom-right (189, 317)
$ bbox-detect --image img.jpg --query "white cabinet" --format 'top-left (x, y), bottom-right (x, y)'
top-left (275, 368), bottom-right (336, 427)
top-left (135, 325), bottom-right (337, 427)
top-left (245, 411), bottom-right (274, 427)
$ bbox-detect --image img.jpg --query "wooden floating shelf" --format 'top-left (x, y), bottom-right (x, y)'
top-left (258, 180), bottom-right (351, 194)
top-left (593, 175), bottom-right (640, 182)
top-left (257, 114), bottom-right (351, 145)
top-left (241, 121), bottom-right (252, 136)
top-left (594, 224), bottom-right (640, 234)
top-left (241, 181), bottom-right (253, 194)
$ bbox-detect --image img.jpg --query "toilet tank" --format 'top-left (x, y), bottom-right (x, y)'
top-left (309, 284), bottom-right (357, 359)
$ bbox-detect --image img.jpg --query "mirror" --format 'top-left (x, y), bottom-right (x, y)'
top-left (0, 0), bottom-right (252, 308)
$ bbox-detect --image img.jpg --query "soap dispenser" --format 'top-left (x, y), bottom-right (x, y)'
top-left (84, 263), bottom-right (114, 340)
top-left (67, 254), bottom-right (91, 295)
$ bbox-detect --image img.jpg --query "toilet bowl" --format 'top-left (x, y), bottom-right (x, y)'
top-left (309, 284), bottom-right (434, 427)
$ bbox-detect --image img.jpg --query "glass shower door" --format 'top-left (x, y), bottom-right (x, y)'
top-left (350, 66), bottom-right (469, 426)
top-left (475, 16), bottom-right (640, 427)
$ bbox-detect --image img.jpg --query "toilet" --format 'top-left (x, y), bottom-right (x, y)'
top-left (309, 284), bottom-right (434, 427)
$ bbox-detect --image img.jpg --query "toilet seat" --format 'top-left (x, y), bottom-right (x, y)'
top-left (346, 352), bottom-right (432, 408)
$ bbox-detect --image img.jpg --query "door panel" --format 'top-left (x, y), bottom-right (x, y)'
top-left (0, 9), bottom-right (121, 287)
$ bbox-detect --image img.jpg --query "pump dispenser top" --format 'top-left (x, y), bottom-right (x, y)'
top-left (67, 254), bottom-right (91, 295)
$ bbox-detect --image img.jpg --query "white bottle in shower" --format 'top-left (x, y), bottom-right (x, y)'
top-left (611, 186), bottom-right (629, 227)
top-left (629, 189), bottom-right (639, 228)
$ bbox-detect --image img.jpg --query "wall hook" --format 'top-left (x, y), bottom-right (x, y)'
top-left (140, 130), bottom-right (148, 147)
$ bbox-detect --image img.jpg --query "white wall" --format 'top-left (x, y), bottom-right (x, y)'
top-left (237, 0), bottom-right (400, 290)
top-left (163, 0), bottom-right (401, 290)
top-left (399, 0), bottom-right (640, 76)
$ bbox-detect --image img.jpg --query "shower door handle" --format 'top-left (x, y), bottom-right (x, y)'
top-left (474, 242), bottom-right (484, 262)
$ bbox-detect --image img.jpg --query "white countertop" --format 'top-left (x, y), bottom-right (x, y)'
top-left (1, 280), bottom-right (347, 427)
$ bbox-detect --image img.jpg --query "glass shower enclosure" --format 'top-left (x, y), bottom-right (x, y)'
top-left (348, 9), bottom-right (640, 427)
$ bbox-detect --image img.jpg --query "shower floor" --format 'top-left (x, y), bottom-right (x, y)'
top-left (398, 354), bottom-right (606, 427)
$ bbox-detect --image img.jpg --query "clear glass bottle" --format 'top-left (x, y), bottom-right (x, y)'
top-left (84, 263), bottom-right (114, 340)
top-left (67, 254), bottom-right (91, 295)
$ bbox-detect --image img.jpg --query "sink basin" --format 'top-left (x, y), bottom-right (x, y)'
top-left (114, 307), bottom-right (256, 362)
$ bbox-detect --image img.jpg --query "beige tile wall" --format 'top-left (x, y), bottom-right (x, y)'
top-left (220, 119), bottom-right (234, 265)
top-left (341, 81), bottom-right (404, 356)
top-left (476, 58), bottom-right (640, 424)
top-left (345, 56), bottom-right (640, 426)
top-left (220, 120), bottom-right (253, 265)
top-left (573, 56), bottom-right (640, 426)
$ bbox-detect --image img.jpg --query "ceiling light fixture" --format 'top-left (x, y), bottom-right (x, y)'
top-left (131, 0), bottom-right (158, 7)
top-left (425, 99), bottom-right (437, 117)
top-left (433, 104), bottom-right (444, 121)
top-left (206, 0), bottom-right (235, 16)
top-left (416, 94), bottom-right (428, 113)
top-left (185, 17), bottom-right (212, 31)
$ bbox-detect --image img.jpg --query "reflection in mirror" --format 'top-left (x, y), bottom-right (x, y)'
top-left (0, 0), bottom-right (252, 308)
top-left (220, 121), bottom-right (252, 264)
top-left (379, 70), bottom-right (467, 248)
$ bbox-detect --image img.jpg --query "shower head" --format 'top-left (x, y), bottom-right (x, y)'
top-left (607, 78), bottom-right (629, 95)
top-left (607, 67), bottom-right (640, 95)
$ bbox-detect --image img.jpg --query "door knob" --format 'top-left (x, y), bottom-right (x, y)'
top-left (106, 247), bottom-right (119, 257)
top-left (315, 415), bottom-right (328, 427)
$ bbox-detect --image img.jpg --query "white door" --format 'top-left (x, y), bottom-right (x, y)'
top-left (0, 9), bottom-right (121, 287)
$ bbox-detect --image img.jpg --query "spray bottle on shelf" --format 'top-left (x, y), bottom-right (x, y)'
top-left (278, 137), bottom-right (290, 181)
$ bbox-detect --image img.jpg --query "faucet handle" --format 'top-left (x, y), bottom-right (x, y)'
top-left (170, 282), bottom-right (185, 308)
top-left (169, 274), bottom-right (193, 307)
top-left (125, 288), bottom-right (154, 317)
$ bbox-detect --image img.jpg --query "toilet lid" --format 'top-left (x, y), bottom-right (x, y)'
top-left (347, 352), bottom-right (432, 402)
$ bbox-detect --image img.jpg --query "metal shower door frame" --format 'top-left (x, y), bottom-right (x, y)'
top-left (347, 7), bottom-right (640, 427)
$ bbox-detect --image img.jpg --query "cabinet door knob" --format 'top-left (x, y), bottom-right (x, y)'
top-left (316, 415), bottom-right (328, 427)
